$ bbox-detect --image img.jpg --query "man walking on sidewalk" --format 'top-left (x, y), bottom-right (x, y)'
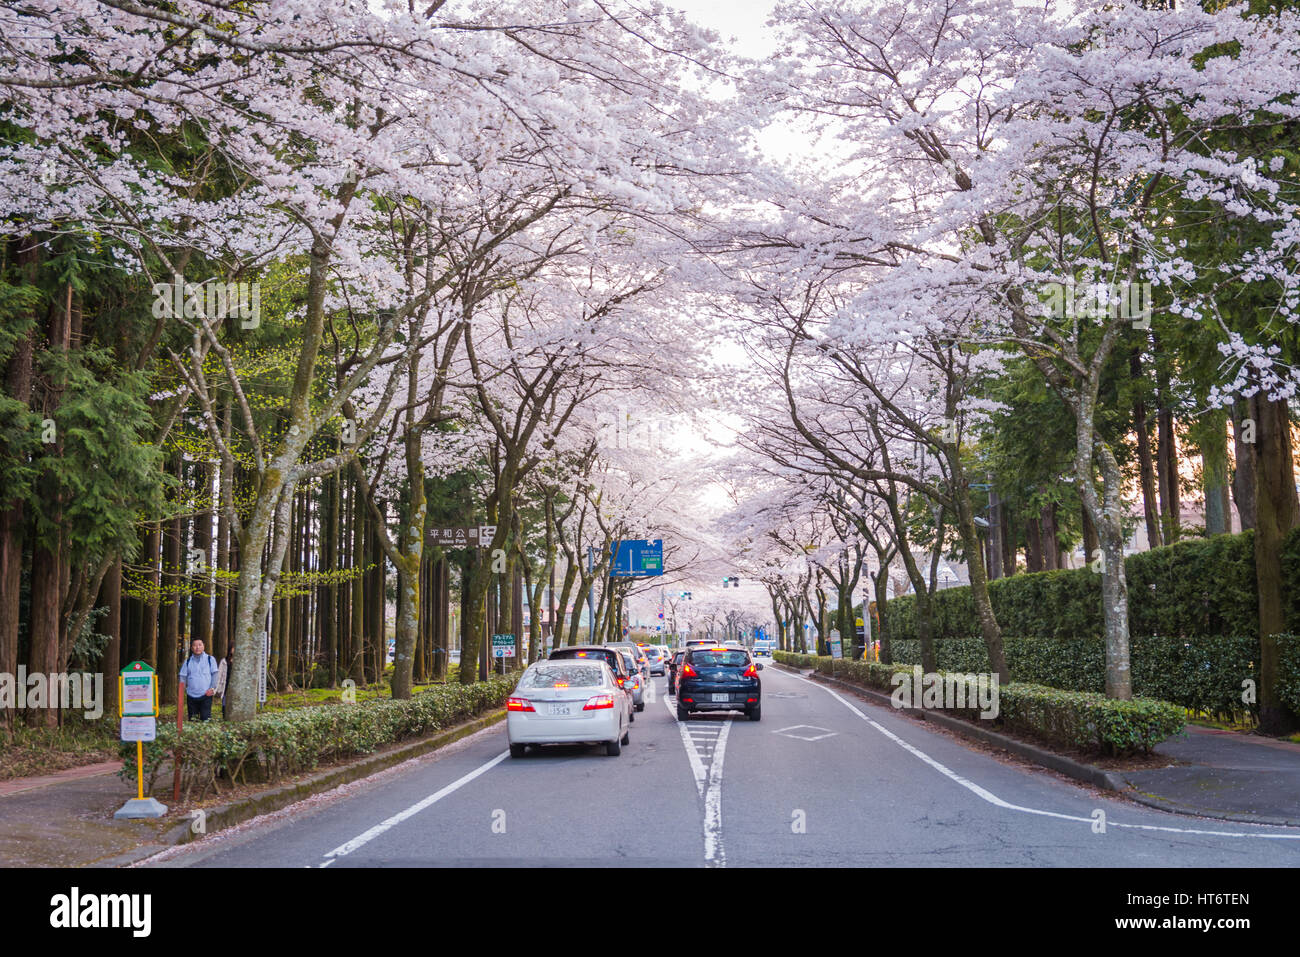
top-left (179, 638), bottom-right (219, 722)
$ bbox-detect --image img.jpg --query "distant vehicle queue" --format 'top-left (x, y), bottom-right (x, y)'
top-left (505, 638), bottom-right (764, 758)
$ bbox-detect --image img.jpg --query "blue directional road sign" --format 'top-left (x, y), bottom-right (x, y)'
top-left (610, 539), bottom-right (663, 578)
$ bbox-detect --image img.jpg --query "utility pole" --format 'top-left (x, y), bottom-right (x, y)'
top-left (586, 546), bottom-right (596, 642)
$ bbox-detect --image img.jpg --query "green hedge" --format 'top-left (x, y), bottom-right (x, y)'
top-left (121, 676), bottom-right (517, 800)
top-left (886, 633), bottom-right (1300, 722)
top-left (775, 653), bottom-right (1184, 755)
top-left (883, 527), bottom-right (1299, 643)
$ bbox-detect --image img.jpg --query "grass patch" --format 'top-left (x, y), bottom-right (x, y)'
top-left (0, 714), bottom-right (119, 781)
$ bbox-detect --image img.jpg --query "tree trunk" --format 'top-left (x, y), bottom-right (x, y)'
top-left (1040, 504), bottom-right (1060, 570)
top-left (101, 559), bottom-right (122, 716)
top-left (1231, 397), bottom-right (1257, 531)
top-left (27, 535), bottom-right (61, 728)
top-left (1199, 408), bottom-right (1232, 536)
top-left (1000, 507), bottom-right (1016, 577)
top-left (1082, 502), bottom-right (1099, 565)
top-left (0, 310), bottom-right (35, 729)
top-left (141, 523), bottom-right (161, 669)
top-left (1252, 394), bottom-right (1300, 733)
top-left (159, 476), bottom-right (182, 697)
top-left (191, 459), bottom-right (214, 653)
top-left (1026, 513), bottom-right (1043, 572)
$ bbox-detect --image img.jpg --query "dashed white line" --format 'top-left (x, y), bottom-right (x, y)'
top-left (666, 692), bottom-right (731, 865)
top-left (781, 669), bottom-right (1300, 840)
top-left (320, 750), bottom-right (510, 865)
top-left (703, 721), bottom-right (731, 867)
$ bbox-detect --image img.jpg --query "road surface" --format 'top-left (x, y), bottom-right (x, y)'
top-left (148, 666), bottom-right (1300, 867)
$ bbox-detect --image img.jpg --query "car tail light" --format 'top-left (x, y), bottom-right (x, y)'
top-left (681, 662), bottom-right (697, 678)
top-left (742, 664), bottom-right (758, 678)
top-left (616, 676), bottom-right (626, 686)
top-left (583, 694), bottom-right (615, 710)
top-left (507, 697), bottom-right (534, 712)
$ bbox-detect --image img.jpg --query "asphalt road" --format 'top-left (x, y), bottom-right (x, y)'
top-left (149, 665), bottom-right (1300, 868)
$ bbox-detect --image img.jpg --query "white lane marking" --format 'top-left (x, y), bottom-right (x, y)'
top-left (704, 721), bottom-right (730, 868)
top-left (665, 692), bottom-right (731, 865)
top-left (781, 669), bottom-right (1300, 840)
top-left (666, 693), bottom-right (707, 798)
top-left (773, 724), bottom-right (837, 742)
top-left (321, 750), bottom-right (510, 865)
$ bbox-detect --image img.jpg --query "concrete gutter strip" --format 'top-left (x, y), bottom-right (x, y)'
top-left (104, 709), bottom-right (506, 864)
top-left (1118, 792), bottom-right (1300, 829)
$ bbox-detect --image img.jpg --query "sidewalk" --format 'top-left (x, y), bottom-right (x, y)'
top-left (0, 760), bottom-right (175, 867)
top-left (1123, 725), bottom-right (1300, 827)
top-left (0, 708), bottom-right (506, 867)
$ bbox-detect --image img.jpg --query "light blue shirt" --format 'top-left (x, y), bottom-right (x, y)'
top-left (179, 653), bottom-right (218, 698)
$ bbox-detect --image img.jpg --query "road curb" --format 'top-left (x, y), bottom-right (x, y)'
top-left (779, 664), bottom-right (1300, 828)
top-left (110, 709), bottom-right (507, 865)
top-left (1116, 790), bottom-right (1300, 828)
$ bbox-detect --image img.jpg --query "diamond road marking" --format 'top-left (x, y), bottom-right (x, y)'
top-left (773, 724), bottom-right (838, 742)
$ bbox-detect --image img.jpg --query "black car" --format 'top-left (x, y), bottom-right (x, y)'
top-left (667, 649), bottom-right (686, 695)
top-left (676, 645), bottom-right (762, 721)
top-left (550, 645), bottom-right (637, 720)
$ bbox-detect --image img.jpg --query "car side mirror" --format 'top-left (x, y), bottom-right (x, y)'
top-left (756, 663), bottom-right (764, 671)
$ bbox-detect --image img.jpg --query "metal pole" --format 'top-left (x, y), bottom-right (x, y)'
top-left (586, 546), bottom-right (596, 641)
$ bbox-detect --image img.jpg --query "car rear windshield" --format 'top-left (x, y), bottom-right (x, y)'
top-left (553, 649), bottom-right (619, 668)
top-left (521, 665), bottom-right (604, 689)
top-left (689, 651), bottom-right (750, 667)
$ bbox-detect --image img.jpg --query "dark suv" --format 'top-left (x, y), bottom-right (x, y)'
top-left (676, 645), bottom-right (762, 721)
top-left (550, 645), bottom-right (637, 720)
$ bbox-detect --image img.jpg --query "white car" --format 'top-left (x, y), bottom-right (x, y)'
top-left (507, 660), bottom-right (631, 757)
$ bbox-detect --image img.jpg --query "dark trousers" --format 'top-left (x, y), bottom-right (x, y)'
top-left (186, 694), bottom-right (213, 722)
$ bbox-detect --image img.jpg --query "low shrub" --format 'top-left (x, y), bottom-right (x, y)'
top-left (120, 675), bottom-right (516, 800)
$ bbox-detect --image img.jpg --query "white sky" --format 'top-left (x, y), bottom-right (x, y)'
top-left (667, 0), bottom-right (781, 56)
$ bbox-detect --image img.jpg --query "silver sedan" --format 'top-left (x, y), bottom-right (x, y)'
top-left (507, 660), bottom-right (631, 757)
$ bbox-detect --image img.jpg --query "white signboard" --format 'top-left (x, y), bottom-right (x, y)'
top-left (120, 716), bottom-right (157, 742)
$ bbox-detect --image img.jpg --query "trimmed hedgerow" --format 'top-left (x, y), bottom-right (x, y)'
top-left (774, 653), bottom-right (1184, 756)
top-left (883, 526), bottom-right (1300, 643)
top-left (886, 633), bottom-right (1299, 723)
top-left (120, 675), bottom-right (516, 800)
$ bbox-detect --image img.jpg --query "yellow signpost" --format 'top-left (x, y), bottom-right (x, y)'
top-left (113, 661), bottom-right (167, 819)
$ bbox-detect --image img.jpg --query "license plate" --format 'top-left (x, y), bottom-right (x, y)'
top-left (711, 693), bottom-right (730, 703)
top-left (549, 704), bottom-right (573, 716)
